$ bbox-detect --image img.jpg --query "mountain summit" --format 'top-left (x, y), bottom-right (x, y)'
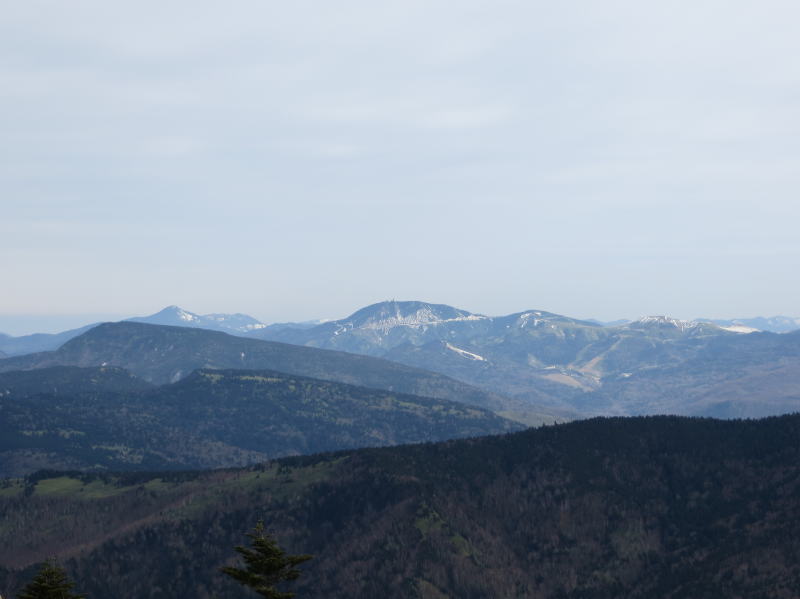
top-left (127, 306), bottom-right (266, 333)
top-left (336, 300), bottom-right (487, 332)
top-left (626, 315), bottom-right (707, 333)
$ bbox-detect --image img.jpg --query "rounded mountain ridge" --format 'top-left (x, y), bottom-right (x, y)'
top-left (342, 300), bottom-right (486, 330)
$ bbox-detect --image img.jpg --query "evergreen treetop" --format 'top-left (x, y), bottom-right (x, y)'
top-left (17, 559), bottom-right (86, 599)
top-left (221, 520), bottom-right (312, 599)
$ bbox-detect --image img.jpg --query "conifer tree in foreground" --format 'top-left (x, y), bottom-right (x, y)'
top-left (221, 520), bottom-right (312, 599)
top-left (17, 559), bottom-right (86, 599)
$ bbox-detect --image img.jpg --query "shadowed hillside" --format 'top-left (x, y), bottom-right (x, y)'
top-left (0, 366), bottom-right (520, 477)
top-left (2, 415), bottom-right (800, 598)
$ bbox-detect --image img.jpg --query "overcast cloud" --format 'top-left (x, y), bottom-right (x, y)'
top-left (2, 1), bottom-right (799, 333)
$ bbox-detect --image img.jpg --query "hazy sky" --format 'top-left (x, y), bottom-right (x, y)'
top-left (2, 1), bottom-right (799, 334)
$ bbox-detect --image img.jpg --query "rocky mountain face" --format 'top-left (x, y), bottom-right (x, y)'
top-left (3, 414), bottom-right (800, 598)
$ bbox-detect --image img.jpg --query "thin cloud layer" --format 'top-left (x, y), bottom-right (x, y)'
top-left (2, 1), bottom-right (798, 324)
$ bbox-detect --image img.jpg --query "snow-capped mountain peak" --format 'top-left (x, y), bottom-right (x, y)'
top-left (135, 305), bottom-right (201, 325)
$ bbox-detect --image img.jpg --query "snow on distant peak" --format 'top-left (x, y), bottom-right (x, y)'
top-left (635, 315), bottom-right (700, 331)
top-left (444, 342), bottom-right (486, 361)
top-left (517, 312), bottom-right (545, 327)
top-left (133, 306), bottom-right (268, 333)
top-left (156, 306), bottom-right (200, 322)
top-left (719, 324), bottom-right (759, 334)
top-left (359, 306), bottom-right (487, 333)
top-left (176, 309), bottom-right (198, 322)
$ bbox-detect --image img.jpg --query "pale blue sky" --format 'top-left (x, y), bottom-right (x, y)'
top-left (2, 1), bottom-right (799, 334)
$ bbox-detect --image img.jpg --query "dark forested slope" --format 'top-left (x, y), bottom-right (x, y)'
top-left (0, 365), bottom-right (152, 396)
top-left (0, 367), bottom-right (520, 477)
top-left (2, 415), bottom-right (800, 598)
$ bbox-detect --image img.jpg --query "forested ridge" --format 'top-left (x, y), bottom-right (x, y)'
top-left (3, 414), bottom-right (800, 598)
top-left (0, 366), bottom-right (519, 477)
top-left (0, 322), bottom-right (508, 413)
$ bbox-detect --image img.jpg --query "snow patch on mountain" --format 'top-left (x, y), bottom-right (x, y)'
top-left (175, 308), bottom-right (199, 322)
top-left (719, 325), bottom-right (759, 334)
top-left (358, 307), bottom-right (488, 334)
top-left (517, 312), bottom-right (545, 327)
top-left (634, 316), bottom-right (701, 332)
top-left (445, 343), bottom-right (486, 361)
top-left (699, 316), bottom-right (800, 334)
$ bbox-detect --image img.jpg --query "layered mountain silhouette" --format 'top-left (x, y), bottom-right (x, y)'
top-left (2, 302), bottom-right (798, 360)
top-left (0, 306), bottom-right (267, 357)
top-left (0, 321), bottom-right (513, 415)
top-left (0, 324), bottom-right (97, 357)
top-left (3, 301), bottom-right (800, 421)
top-left (699, 315), bottom-right (800, 333)
top-left (126, 305), bottom-right (267, 333)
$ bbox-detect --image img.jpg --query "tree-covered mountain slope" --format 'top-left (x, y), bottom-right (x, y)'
top-left (2, 414), bottom-right (800, 598)
top-left (0, 365), bottom-right (152, 397)
top-left (0, 321), bottom-right (521, 417)
top-left (0, 367), bottom-right (521, 477)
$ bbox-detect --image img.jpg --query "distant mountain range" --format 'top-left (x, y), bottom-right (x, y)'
top-left (0, 324), bottom-right (97, 357)
top-left (1, 303), bottom-right (798, 359)
top-left (249, 301), bottom-right (800, 419)
top-left (589, 315), bottom-right (800, 332)
top-left (3, 302), bottom-right (800, 422)
top-left (0, 306), bottom-right (266, 357)
top-left (126, 305), bottom-right (268, 333)
top-left (0, 365), bottom-right (519, 477)
top-left (698, 315), bottom-right (800, 333)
